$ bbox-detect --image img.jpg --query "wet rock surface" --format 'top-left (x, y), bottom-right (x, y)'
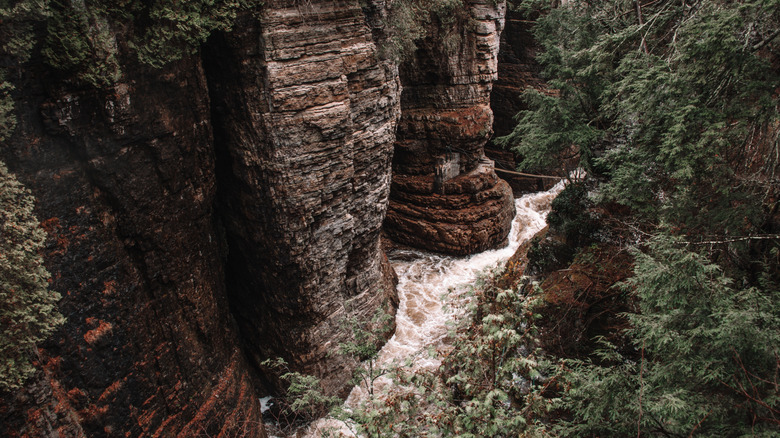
top-left (388, 160), bottom-right (514, 255)
top-left (385, 0), bottom-right (516, 255)
top-left (0, 0), bottom-right (531, 433)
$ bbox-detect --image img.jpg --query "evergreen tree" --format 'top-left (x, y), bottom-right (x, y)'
top-left (558, 235), bottom-right (780, 436)
top-left (0, 162), bottom-right (63, 391)
top-left (501, 0), bottom-right (780, 230)
top-left (501, 0), bottom-right (780, 435)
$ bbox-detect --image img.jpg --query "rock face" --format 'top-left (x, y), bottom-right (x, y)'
top-left (0, 52), bottom-right (265, 437)
top-left (491, 7), bottom-right (545, 140)
top-left (204, 0), bottom-right (400, 394)
top-left (0, 1), bottom-right (399, 435)
top-left (384, 0), bottom-right (516, 255)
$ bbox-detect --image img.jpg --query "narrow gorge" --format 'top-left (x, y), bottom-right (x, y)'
top-left (5, 0), bottom-right (778, 436)
top-left (0, 1), bottom-right (519, 436)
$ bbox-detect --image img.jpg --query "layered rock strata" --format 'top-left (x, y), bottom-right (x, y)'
top-left (1, 1), bottom-right (400, 435)
top-left (385, 0), bottom-right (516, 255)
top-left (203, 0), bottom-right (400, 395)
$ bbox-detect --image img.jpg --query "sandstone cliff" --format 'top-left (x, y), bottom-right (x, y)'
top-left (0, 0), bottom-right (526, 434)
top-left (0, 1), bottom-right (399, 436)
top-left (384, 0), bottom-right (516, 255)
top-left (203, 0), bottom-right (401, 394)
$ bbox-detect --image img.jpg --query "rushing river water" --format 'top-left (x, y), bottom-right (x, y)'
top-left (302, 180), bottom-right (567, 437)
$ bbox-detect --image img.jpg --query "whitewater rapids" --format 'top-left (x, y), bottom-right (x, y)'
top-left (303, 180), bottom-right (567, 437)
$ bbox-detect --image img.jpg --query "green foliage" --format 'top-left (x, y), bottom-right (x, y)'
top-left (427, 272), bottom-right (550, 437)
top-left (0, 0), bottom-right (51, 140)
top-left (43, 0), bottom-right (122, 87)
top-left (267, 270), bottom-right (559, 437)
top-left (495, 87), bottom-right (602, 175)
top-left (259, 308), bottom-right (395, 434)
top-left (496, 0), bottom-right (614, 175)
top-left (381, 0), bottom-right (465, 62)
top-left (503, 1), bottom-right (780, 435)
top-left (0, 0), bottom-right (48, 62)
top-left (330, 268), bottom-right (555, 437)
top-left (1, 0), bottom-right (260, 88)
top-left (0, 75), bottom-right (15, 143)
top-left (131, 0), bottom-right (258, 68)
top-left (598, 0), bottom-right (779, 227)
top-left (502, 0), bottom-right (780, 231)
top-left (261, 357), bottom-right (339, 432)
top-left (336, 307), bottom-right (394, 398)
top-left (555, 235), bottom-right (780, 436)
top-left (0, 162), bottom-right (64, 391)
top-left (527, 183), bottom-right (599, 275)
top-left (546, 182), bottom-right (598, 247)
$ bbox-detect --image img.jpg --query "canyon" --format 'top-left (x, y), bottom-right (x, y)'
top-left (0, 1), bottom-right (530, 436)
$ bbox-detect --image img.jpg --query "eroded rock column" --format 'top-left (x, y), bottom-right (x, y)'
top-left (204, 0), bottom-right (400, 395)
top-left (384, 0), bottom-right (515, 255)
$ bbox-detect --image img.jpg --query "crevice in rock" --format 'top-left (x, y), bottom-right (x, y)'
top-left (201, 27), bottom-right (282, 395)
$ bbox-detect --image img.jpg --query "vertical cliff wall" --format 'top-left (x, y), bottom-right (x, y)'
top-left (0, 49), bottom-right (264, 437)
top-left (0, 1), bottom-right (399, 435)
top-left (204, 0), bottom-right (400, 394)
top-left (491, 8), bottom-right (544, 140)
top-left (384, 0), bottom-right (516, 255)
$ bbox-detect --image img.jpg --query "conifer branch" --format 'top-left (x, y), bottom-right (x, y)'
top-left (688, 407), bottom-right (715, 437)
top-left (637, 340), bottom-right (645, 438)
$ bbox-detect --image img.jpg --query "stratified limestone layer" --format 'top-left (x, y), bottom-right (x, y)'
top-left (0, 1), bottom-right (402, 435)
top-left (385, 0), bottom-right (516, 255)
top-left (204, 0), bottom-right (400, 395)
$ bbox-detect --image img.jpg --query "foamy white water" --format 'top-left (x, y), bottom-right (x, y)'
top-left (304, 180), bottom-right (567, 437)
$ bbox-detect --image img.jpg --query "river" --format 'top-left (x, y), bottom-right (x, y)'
top-left (302, 179), bottom-right (567, 437)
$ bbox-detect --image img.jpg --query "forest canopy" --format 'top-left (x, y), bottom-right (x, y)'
top-left (496, 0), bottom-right (780, 435)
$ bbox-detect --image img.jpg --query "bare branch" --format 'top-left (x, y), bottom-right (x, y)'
top-left (752, 28), bottom-right (780, 52)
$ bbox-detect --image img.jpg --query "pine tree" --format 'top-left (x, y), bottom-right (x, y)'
top-left (501, 0), bottom-right (780, 229)
top-left (0, 162), bottom-right (64, 391)
top-left (557, 235), bottom-right (780, 436)
top-left (502, 0), bottom-right (780, 435)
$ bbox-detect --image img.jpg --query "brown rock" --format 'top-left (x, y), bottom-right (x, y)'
top-left (1, 0), bottom-right (401, 434)
top-left (1, 47), bottom-right (265, 436)
top-left (203, 1), bottom-right (400, 395)
top-left (385, 0), bottom-right (516, 255)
